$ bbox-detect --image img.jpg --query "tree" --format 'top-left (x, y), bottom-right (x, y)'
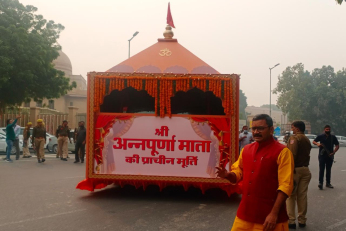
top-left (0, 0), bottom-right (75, 111)
top-left (239, 89), bottom-right (248, 120)
top-left (336, 0), bottom-right (345, 4)
top-left (274, 63), bottom-right (346, 135)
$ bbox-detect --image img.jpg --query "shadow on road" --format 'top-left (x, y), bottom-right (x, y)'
top-left (79, 184), bottom-right (241, 205)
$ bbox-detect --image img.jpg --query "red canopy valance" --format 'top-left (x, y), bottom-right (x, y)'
top-left (93, 74), bottom-right (237, 118)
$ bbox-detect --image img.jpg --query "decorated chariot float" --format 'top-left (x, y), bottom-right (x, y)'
top-left (77, 24), bottom-right (241, 196)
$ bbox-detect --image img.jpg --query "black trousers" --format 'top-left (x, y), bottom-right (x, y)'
top-left (75, 142), bottom-right (85, 162)
top-left (318, 155), bottom-right (334, 184)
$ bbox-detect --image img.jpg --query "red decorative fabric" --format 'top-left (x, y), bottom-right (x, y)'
top-left (94, 115), bottom-right (133, 165)
top-left (191, 117), bottom-right (231, 167)
top-left (76, 178), bottom-right (241, 196)
top-left (167, 3), bottom-right (175, 28)
top-left (237, 138), bottom-right (288, 224)
top-left (78, 115), bottom-right (239, 196)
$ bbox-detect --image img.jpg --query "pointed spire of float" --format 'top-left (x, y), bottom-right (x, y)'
top-left (167, 2), bottom-right (175, 28)
top-left (163, 2), bottom-right (175, 39)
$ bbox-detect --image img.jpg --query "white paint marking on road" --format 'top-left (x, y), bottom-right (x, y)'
top-left (0, 209), bottom-right (86, 227)
top-left (326, 218), bottom-right (346, 229)
top-left (341, 170), bottom-right (346, 172)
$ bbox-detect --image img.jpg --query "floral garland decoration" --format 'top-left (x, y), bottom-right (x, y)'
top-left (95, 75), bottom-right (235, 117)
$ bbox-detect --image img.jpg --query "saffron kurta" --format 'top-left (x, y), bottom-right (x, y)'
top-left (230, 138), bottom-right (294, 231)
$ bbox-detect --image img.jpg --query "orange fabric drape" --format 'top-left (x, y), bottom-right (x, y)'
top-left (94, 75), bottom-right (234, 117)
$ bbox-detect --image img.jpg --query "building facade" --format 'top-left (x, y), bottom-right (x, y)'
top-left (245, 106), bottom-right (312, 134)
top-left (23, 50), bottom-right (87, 114)
top-left (245, 106), bottom-right (288, 127)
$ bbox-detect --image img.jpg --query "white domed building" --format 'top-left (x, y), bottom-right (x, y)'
top-left (23, 50), bottom-right (87, 114)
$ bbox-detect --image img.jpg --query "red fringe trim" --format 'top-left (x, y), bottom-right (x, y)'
top-left (76, 178), bottom-right (242, 196)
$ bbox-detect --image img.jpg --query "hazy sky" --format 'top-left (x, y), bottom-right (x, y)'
top-left (20, 0), bottom-right (346, 106)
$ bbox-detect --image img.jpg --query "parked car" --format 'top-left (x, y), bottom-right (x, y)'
top-left (277, 136), bottom-right (285, 145)
top-left (0, 127), bottom-right (53, 149)
top-left (47, 130), bottom-right (76, 153)
top-left (335, 136), bottom-right (346, 147)
top-left (0, 127), bottom-right (26, 140)
top-left (277, 134), bottom-right (317, 148)
top-left (0, 133), bottom-right (23, 154)
top-left (305, 134), bottom-right (318, 148)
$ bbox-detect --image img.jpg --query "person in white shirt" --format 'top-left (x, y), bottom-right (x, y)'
top-left (239, 125), bottom-right (254, 152)
top-left (23, 122), bottom-right (32, 158)
top-left (14, 124), bottom-right (21, 160)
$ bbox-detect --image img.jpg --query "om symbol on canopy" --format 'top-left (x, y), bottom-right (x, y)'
top-left (159, 48), bottom-right (172, 57)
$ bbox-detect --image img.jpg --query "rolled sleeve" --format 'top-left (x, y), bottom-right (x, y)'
top-left (230, 149), bottom-right (243, 184)
top-left (276, 147), bottom-right (294, 197)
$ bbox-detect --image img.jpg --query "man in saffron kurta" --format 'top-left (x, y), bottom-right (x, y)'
top-left (217, 114), bottom-right (294, 231)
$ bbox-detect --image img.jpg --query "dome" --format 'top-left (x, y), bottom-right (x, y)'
top-left (53, 50), bottom-right (72, 76)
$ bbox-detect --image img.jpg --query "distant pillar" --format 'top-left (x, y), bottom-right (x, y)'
top-left (68, 106), bottom-right (79, 129)
top-left (30, 107), bottom-right (40, 124)
top-left (247, 115), bottom-right (255, 128)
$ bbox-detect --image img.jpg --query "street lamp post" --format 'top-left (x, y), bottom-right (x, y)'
top-left (269, 63), bottom-right (280, 117)
top-left (128, 31), bottom-right (139, 59)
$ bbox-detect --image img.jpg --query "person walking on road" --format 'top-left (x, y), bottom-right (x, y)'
top-left (313, 125), bottom-right (339, 190)
top-left (13, 124), bottom-right (21, 160)
top-left (4, 116), bottom-right (21, 162)
top-left (74, 121), bottom-right (81, 160)
top-left (286, 121), bottom-right (312, 229)
top-left (22, 122), bottom-right (32, 158)
top-left (32, 119), bottom-right (46, 163)
top-left (74, 121), bottom-right (86, 163)
top-left (57, 120), bottom-right (71, 161)
top-left (217, 114), bottom-right (294, 231)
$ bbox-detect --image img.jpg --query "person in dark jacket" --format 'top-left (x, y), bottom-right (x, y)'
top-left (74, 121), bottom-right (86, 163)
top-left (313, 125), bottom-right (339, 190)
top-left (4, 116), bottom-right (21, 162)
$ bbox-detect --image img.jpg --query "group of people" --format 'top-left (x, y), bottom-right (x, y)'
top-left (4, 117), bottom-right (86, 164)
top-left (218, 114), bottom-right (339, 231)
top-left (55, 120), bottom-right (86, 163)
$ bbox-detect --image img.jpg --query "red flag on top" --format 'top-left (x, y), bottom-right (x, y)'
top-left (167, 2), bottom-right (175, 28)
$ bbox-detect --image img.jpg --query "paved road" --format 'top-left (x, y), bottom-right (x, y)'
top-left (0, 148), bottom-right (345, 231)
